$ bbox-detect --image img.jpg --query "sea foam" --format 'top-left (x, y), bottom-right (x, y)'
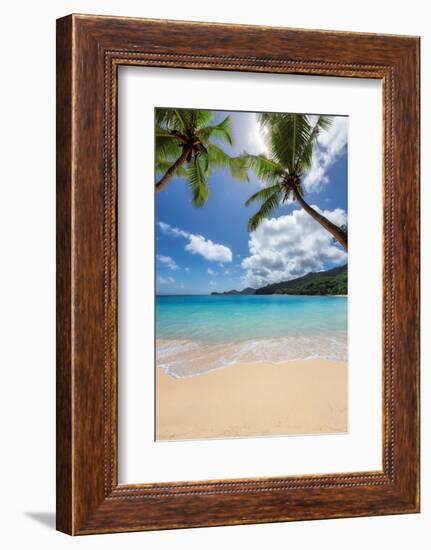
top-left (156, 333), bottom-right (347, 378)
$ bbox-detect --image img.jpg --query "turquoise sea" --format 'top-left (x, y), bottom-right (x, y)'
top-left (156, 295), bottom-right (347, 378)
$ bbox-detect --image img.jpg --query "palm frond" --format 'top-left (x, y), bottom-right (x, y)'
top-left (206, 145), bottom-right (251, 182)
top-left (242, 154), bottom-right (284, 183)
top-left (156, 108), bottom-right (214, 132)
top-left (206, 143), bottom-right (231, 169)
top-left (155, 124), bottom-right (175, 137)
top-left (174, 109), bottom-right (191, 132)
top-left (187, 156), bottom-right (209, 207)
top-left (257, 113), bottom-right (333, 174)
top-left (229, 155), bottom-right (250, 181)
top-left (295, 115), bottom-right (333, 171)
top-left (169, 109), bottom-right (211, 131)
top-left (245, 183), bottom-right (283, 207)
top-left (195, 110), bottom-right (214, 128)
top-left (155, 134), bottom-right (182, 162)
top-left (270, 115), bottom-right (313, 171)
top-left (197, 116), bottom-right (233, 145)
top-left (199, 150), bottom-right (210, 175)
top-left (155, 108), bottom-right (179, 129)
top-left (248, 190), bottom-right (283, 232)
top-left (316, 115), bottom-right (332, 132)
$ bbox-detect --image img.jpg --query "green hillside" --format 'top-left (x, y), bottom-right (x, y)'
top-left (254, 264), bottom-right (347, 295)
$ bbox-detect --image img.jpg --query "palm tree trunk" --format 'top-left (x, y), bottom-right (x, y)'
top-left (293, 188), bottom-right (348, 251)
top-left (156, 148), bottom-right (190, 192)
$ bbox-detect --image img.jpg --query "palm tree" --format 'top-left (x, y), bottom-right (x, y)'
top-left (243, 113), bottom-right (348, 250)
top-left (155, 108), bottom-right (247, 206)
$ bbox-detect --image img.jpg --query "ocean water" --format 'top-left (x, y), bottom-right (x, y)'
top-left (156, 295), bottom-right (347, 378)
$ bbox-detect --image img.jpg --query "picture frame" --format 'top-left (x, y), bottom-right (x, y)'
top-left (56, 14), bottom-right (420, 535)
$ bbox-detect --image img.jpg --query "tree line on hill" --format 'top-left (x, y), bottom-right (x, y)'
top-left (211, 264), bottom-right (347, 296)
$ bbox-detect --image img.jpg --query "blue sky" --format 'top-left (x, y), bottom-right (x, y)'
top-left (156, 110), bottom-right (348, 295)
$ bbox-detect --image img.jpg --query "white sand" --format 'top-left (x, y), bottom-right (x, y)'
top-left (156, 359), bottom-right (347, 440)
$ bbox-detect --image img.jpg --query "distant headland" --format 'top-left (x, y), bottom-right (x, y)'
top-left (211, 264), bottom-right (347, 296)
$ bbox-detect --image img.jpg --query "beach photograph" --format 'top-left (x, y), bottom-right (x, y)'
top-left (154, 108), bottom-right (348, 441)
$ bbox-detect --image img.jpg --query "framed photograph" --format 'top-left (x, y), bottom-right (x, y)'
top-left (56, 14), bottom-right (420, 534)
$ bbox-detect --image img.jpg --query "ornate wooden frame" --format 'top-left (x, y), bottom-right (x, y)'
top-left (56, 14), bottom-right (420, 534)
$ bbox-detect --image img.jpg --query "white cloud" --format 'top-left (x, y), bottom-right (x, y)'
top-left (158, 221), bottom-right (189, 238)
top-left (230, 112), bottom-right (269, 155)
top-left (207, 268), bottom-right (217, 276)
top-left (186, 235), bottom-right (232, 263)
top-left (241, 207), bottom-right (347, 288)
top-left (157, 275), bottom-right (175, 285)
top-left (156, 254), bottom-right (180, 271)
top-left (158, 221), bottom-right (232, 264)
top-left (303, 117), bottom-right (348, 193)
top-left (209, 280), bottom-right (217, 287)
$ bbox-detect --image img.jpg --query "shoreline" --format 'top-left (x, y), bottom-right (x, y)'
top-left (156, 359), bottom-right (347, 441)
top-left (157, 355), bottom-right (347, 379)
top-left (158, 293), bottom-right (348, 297)
top-left (157, 331), bottom-right (348, 377)
top-left (156, 335), bottom-right (348, 378)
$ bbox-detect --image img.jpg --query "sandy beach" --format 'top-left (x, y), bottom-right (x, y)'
top-left (156, 360), bottom-right (347, 441)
